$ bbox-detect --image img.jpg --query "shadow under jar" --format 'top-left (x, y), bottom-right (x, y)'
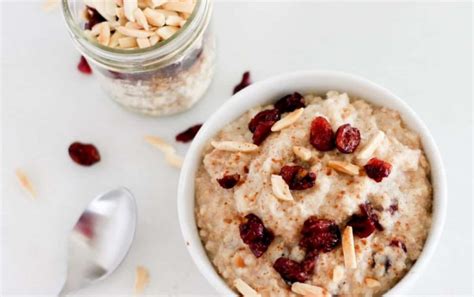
top-left (62, 0), bottom-right (215, 116)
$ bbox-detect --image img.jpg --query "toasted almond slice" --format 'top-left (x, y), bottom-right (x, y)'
top-left (116, 7), bottom-right (127, 25)
top-left (293, 146), bottom-right (312, 161)
top-left (115, 0), bottom-right (124, 6)
top-left (92, 0), bottom-right (116, 21)
top-left (136, 37), bottom-right (151, 48)
top-left (271, 175), bottom-right (293, 201)
top-left (134, 8), bottom-right (149, 30)
top-left (104, 0), bottom-right (117, 17)
top-left (327, 160), bottom-right (360, 176)
top-left (342, 226), bottom-right (357, 269)
top-left (291, 282), bottom-right (329, 297)
top-left (271, 108), bottom-right (304, 132)
top-left (144, 135), bottom-right (176, 155)
top-left (149, 34), bottom-right (160, 45)
top-left (117, 26), bottom-right (153, 38)
top-left (165, 15), bottom-right (184, 26)
top-left (124, 0), bottom-right (138, 21)
top-left (162, 1), bottom-right (194, 13)
top-left (149, 0), bottom-right (168, 8)
top-left (118, 37), bottom-right (137, 48)
top-left (42, 0), bottom-right (60, 12)
top-left (156, 8), bottom-right (178, 17)
top-left (134, 266), bottom-right (150, 294)
top-left (357, 131), bottom-right (385, 163)
top-left (210, 141), bottom-right (258, 153)
top-left (365, 277), bottom-right (381, 288)
top-left (125, 21), bottom-right (142, 29)
top-left (234, 279), bottom-right (261, 297)
top-left (179, 19), bottom-right (186, 27)
top-left (156, 25), bottom-right (179, 40)
top-left (137, 0), bottom-right (148, 8)
top-left (97, 22), bottom-right (111, 46)
top-left (15, 169), bottom-right (36, 198)
top-left (165, 152), bottom-right (183, 169)
top-left (91, 21), bottom-right (107, 36)
top-left (332, 265), bottom-right (345, 283)
top-left (109, 31), bottom-right (124, 47)
top-left (143, 8), bottom-right (166, 27)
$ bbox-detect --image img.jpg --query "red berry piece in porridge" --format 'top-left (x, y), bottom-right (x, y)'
top-left (364, 158), bottom-right (392, 182)
top-left (239, 214), bottom-right (274, 258)
top-left (68, 142), bottom-right (100, 166)
top-left (335, 124), bottom-right (361, 153)
top-left (279, 165), bottom-right (316, 190)
top-left (216, 174), bottom-right (240, 189)
top-left (274, 92), bottom-right (305, 113)
top-left (273, 257), bottom-right (312, 284)
top-left (309, 116), bottom-right (335, 151)
top-left (299, 217), bottom-right (341, 253)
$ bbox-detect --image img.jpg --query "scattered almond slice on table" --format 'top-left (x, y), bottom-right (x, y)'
top-left (144, 135), bottom-right (183, 168)
top-left (165, 152), bottom-right (184, 169)
top-left (211, 141), bottom-right (258, 153)
top-left (15, 169), bottom-right (36, 198)
top-left (327, 160), bottom-right (360, 176)
top-left (291, 282), bottom-right (330, 297)
top-left (134, 265), bottom-right (150, 294)
top-left (271, 174), bottom-right (293, 201)
top-left (234, 278), bottom-right (261, 297)
top-left (271, 108), bottom-right (304, 132)
top-left (293, 146), bottom-right (312, 161)
top-left (42, 0), bottom-right (60, 12)
top-left (342, 226), bottom-right (357, 269)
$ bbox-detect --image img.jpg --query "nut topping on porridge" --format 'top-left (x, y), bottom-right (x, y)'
top-left (211, 141), bottom-right (259, 153)
top-left (342, 226), bottom-right (357, 269)
top-left (239, 214), bottom-right (274, 258)
top-left (357, 131), bottom-right (385, 162)
top-left (234, 278), bottom-right (261, 297)
top-left (364, 158), bottom-right (392, 182)
top-left (271, 108), bottom-right (305, 132)
top-left (271, 174), bottom-right (294, 201)
top-left (291, 282), bottom-right (329, 297)
top-left (309, 116), bottom-right (335, 151)
top-left (217, 174), bottom-right (241, 189)
top-left (292, 146), bottom-right (312, 161)
top-left (279, 165), bottom-right (316, 190)
top-left (327, 160), bottom-right (360, 176)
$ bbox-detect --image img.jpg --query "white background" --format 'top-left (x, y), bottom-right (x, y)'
top-left (1, 1), bottom-right (472, 296)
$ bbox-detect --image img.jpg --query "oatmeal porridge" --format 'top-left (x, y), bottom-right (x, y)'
top-left (195, 91), bottom-right (432, 296)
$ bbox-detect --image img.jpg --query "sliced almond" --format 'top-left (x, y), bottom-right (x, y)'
top-left (124, 0), bottom-right (138, 22)
top-left (92, 0), bottom-right (116, 21)
top-left (97, 22), bottom-right (111, 46)
top-left (271, 108), bottom-right (304, 132)
top-left (125, 21), bottom-right (141, 29)
top-left (327, 160), bottom-right (360, 176)
top-left (165, 152), bottom-right (183, 169)
top-left (210, 141), bottom-right (258, 153)
top-left (134, 266), bottom-right (150, 294)
top-left (117, 26), bottom-right (153, 38)
top-left (137, 37), bottom-right (151, 48)
top-left (118, 36), bottom-right (138, 48)
top-left (156, 25), bottom-right (179, 40)
top-left (332, 265), bottom-right (345, 283)
top-left (342, 226), bottom-right (357, 269)
top-left (104, 0), bottom-right (118, 17)
top-left (91, 22), bottom-right (107, 36)
top-left (15, 169), bottom-right (36, 198)
top-left (234, 278), bottom-right (261, 297)
top-left (364, 277), bottom-right (381, 288)
top-left (42, 0), bottom-right (60, 12)
top-left (149, 34), bottom-right (160, 45)
top-left (143, 8), bottom-right (166, 27)
top-left (116, 7), bottom-right (127, 25)
top-left (165, 15), bottom-right (184, 27)
top-left (162, 1), bottom-right (194, 13)
top-left (144, 135), bottom-right (176, 155)
top-left (271, 175), bottom-right (293, 201)
top-left (109, 31), bottom-right (124, 47)
top-left (148, 0), bottom-right (168, 8)
top-left (356, 131), bottom-right (385, 163)
top-left (134, 8), bottom-right (150, 30)
top-left (293, 146), bottom-right (312, 161)
top-left (291, 282), bottom-right (329, 297)
top-left (156, 8), bottom-right (178, 17)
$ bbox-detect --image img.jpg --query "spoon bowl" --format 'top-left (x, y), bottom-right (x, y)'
top-left (59, 187), bottom-right (137, 296)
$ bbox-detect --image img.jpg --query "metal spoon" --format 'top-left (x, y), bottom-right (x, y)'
top-left (58, 187), bottom-right (137, 296)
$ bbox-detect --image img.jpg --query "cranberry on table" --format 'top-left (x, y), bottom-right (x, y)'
top-left (216, 174), bottom-right (240, 189)
top-left (274, 92), bottom-right (305, 113)
top-left (77, 56), bottom-right (92, 74)
top-left (309, 116), bottom-right (335, 151)
top-left (239, 214), bottom-right (274, 258)
top-left (364, 158), bottom-right (392, 182)
top-left (233, 71), bottom-right (252, 94)
top-left (68, 142), bottom-right (100, 166)
top-left (279, 165), bottom-right (316, 190)
top-left (335, 124), bottom-right (361, 153)
top-left (299, 217), bottom-right (341, 253)
top-left (176, 123), bottom-right (202, 143)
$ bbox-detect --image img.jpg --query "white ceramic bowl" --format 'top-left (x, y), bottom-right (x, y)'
top-left (178, 70), bottom-right (447, 296)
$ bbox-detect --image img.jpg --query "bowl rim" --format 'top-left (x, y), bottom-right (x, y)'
top-left (177, 70), bottom-right (447, 296)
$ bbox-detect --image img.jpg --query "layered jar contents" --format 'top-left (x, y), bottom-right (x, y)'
top-left (63, 0), bottom-right (215, 116)
top-left (195, 91), bottom-right (432, 296)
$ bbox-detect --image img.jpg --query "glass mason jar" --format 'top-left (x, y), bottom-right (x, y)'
top-left (62, 0), bottom-right (215, 116)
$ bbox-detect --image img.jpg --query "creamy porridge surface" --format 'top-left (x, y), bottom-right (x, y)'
top-left (195, 91), bottom-right (432, 296)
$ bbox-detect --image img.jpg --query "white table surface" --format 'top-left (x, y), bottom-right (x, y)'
top-left (1, 1), bottom-right (472, 296)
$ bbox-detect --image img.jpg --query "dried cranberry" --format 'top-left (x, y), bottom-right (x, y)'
top-left (390, 239), bottom-right (407, 253)
top-left (77, 56), bottom-right (92, 74)
top-left (274, 92), bottom-right (305, 113)
top-left (68, 142), bottom-right (100, 166)
top-left (217, 174), bottom-right (240, 189)
top-left (233, 71), bottom-right (252, 94)
top-left (252, 121), bottom-right (275, 145)
top-left (309, 116), bottom-right (335, 151)
top-left (364, 158), bottom-right (392, 182)
top-left (335, 124), bottom-right (361, 153)
top-left (347, 203), bottom-right (383, 238)
top-left (273, 257), bottom-right (310, 284)
top-left (299, 217), bottom-right (341, 253)
top-left (84, 6), bottom-right (105, 30)
top-left (248, 109), bottom-right (280, 133)
top-left (279, 165), bottom-right (316, 190)
top-left (300, 249), bottom-right (318, 275)
top-left (176, 124), bottom-right (202, 143)
top-left (388, 204), bottom-right (399, 215)
top-left (239, 214), bottom-right (274, 258)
